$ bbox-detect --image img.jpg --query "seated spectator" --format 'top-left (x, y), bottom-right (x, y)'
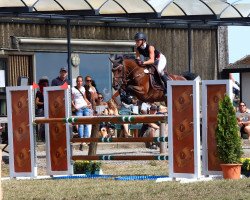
top-left (236, 101), bottom-right (250, 139)
top-left (96, 93), bottom-right (108, 106)
top-left (101, 99), bottom-right (130, 138)
top-left (140, 104), bottom-right (160, 149)
top-left (140, 102), bottom-right (151, 114)
top-left (95, 93), bottom-right (108, 115)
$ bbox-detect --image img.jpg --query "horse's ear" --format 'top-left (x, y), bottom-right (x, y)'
top-left (109, 57), bottom-right (115, 64)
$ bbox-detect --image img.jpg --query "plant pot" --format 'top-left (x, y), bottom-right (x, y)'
top-left (220, 164), bottom-right (242, 179)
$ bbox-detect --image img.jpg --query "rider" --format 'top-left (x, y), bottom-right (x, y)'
top-left (134, 32), bottom-right (169, 97)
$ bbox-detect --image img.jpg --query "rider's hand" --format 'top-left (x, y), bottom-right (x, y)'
top-left (135, 59), bottom-right (144, 66)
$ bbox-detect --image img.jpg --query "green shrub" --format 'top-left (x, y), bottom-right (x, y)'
top-left (240, 158), bottom-right (250, 176)
top-left (74, 160), bottom-right (102, 174)
top-left (216, 95), bottom-right (243, 164)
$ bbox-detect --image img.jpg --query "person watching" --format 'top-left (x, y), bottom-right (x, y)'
top-left (140, 104), bottom-right (160, 149)
top-left (236, 102), bottom-right (250, 139)
top-left (71, 76), bottom-right (92, 151)
top-left (51, 67), bottom-right (70, 86)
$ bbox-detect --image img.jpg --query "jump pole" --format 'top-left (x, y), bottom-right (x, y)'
top-left (72, 155), bottom-right (169, 161)
top-left (34, 115), bottom-right (167, 124)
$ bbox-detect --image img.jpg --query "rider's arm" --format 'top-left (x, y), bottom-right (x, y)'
top-left (143, 45), bottom-right (155, 65)
top-left (135, 48), bottom-right (141, 59)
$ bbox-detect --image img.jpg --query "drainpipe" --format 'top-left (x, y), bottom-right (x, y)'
top-left (67, 19), bottom-right (72, 85)
top-left (188, 24), bottom-right (192, 73)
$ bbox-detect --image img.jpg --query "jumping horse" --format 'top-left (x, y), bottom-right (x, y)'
top-left (110, 57), bottom-right (197, 105)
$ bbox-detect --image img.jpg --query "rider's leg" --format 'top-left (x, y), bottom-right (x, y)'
top-left (156, 55), bottom-right (168, 97)
top-left (161, 75), bottom-right (168, 97)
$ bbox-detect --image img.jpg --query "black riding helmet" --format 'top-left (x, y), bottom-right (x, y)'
top-left (134, 32), bottom-right (147, 41)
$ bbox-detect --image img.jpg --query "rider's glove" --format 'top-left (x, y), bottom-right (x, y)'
top-left (135, 59), bottom-right (144, 66)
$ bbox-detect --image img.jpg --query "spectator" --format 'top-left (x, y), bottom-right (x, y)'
top-left (95, 92), bottom-right (108, 115)
top-left (140, 104), bottom-right (160, 149)
top-left (71, 76), bottom-right (92, 150)
top-left (102, 99), bottom-right (130, 138)
top-left (140, 102), bottom-right (151, 114)
top-left (236, 101), bottom-right (250, 139)
top-left (35, 76), bottom-right (49, 141)
top-left (95, 92), bottom-right (108, 106)
top-left (84, 75), bottom-right (97, 136)
top-left (51, 67), bottom-right (70, 86)
top-left (84, 75), bottom-right (97, 104)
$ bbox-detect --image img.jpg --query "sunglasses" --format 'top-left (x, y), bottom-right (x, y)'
top-left (98, 96), bottom-right (103, 99)
top-left (86, 79), bottom-right (92, 82)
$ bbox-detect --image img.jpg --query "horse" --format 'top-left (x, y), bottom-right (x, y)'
top-left (110, 57), bottom-right (197, 105)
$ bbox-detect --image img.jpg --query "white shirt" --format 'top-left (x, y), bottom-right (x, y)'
top-left (72, 86), bottom-right (88, 109)
top-left (236, 110), bottom-right (250, 122)
top-left (141, 102), bottom-right (151, 114)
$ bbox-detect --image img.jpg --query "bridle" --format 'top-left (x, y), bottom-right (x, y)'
top-left (112, 60), bottom-right (143, 89)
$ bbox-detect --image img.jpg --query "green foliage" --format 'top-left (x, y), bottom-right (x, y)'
top-left (216, 95), bottom-right (243, 164)
top-left (74, 160), bottom-right (102, 174)
top-left (240, 158), bottom-right (250, 176)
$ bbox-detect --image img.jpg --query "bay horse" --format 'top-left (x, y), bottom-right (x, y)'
top-left (110, 57), bottom-right (197, 104)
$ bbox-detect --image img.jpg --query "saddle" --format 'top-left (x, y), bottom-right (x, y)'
top-left (145, 65), bottom-right (170, 91)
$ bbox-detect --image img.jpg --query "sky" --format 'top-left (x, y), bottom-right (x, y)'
top-left (228, 26), bottom-right (250, 82)
top-left (227, 0), bottom-right (250, 83)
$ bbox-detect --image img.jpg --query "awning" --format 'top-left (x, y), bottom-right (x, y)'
top-left (1, 0), bottom-right (250, 25)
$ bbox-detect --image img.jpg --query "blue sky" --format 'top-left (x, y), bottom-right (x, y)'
top-left (228, 26), bottom-right (250, 82)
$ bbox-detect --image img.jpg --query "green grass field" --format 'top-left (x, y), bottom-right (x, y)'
top-left (2, 161), bottom-right (250, 200)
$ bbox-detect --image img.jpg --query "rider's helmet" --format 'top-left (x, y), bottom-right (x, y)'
top-left (134, 32), bottom-right (147, 41)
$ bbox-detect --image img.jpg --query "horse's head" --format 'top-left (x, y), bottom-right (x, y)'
top-left (110, 57), bottom-right (124, 90)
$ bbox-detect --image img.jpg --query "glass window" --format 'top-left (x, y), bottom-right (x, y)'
top-left (86, 0), bottom-right (107, 10)
top-left (0, 0), bottom-right (24, 7)
top-left (34, 0), bottom-right (62, 11)
top-left (79, 54), bottom-right (112, 101)
top-left (35, 53), bottom-right (112, 101)
top-left (174, 0), bottom-right (213, 15)
top-left (56, 0), bottom-right (92, 10)
top-left (234, 4), bottom-right (250, 17)
top-left (161, 3), bottom-right (185, 16)
top-left (0, 59), bottom-right (7, 116)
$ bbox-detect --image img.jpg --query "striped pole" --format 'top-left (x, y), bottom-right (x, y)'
top-left (71, 137), bottom-right (168, 143)
top-left (34, 115), bottom-right (167, 124)
top-left (72, 155), bottom-right (169, 161)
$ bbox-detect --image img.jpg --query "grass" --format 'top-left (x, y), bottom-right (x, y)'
top-left (2, 161), bottom-right (250, 200)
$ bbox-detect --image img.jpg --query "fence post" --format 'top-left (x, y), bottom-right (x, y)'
top-left (160, 122), bottom-right (167, 154)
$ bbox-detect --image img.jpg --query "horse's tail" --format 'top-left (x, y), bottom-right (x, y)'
top-left (181, 71), bottom-right (199, 80)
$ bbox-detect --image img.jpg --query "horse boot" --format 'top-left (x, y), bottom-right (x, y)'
top-left (161, 74), bottom-right (169, 97)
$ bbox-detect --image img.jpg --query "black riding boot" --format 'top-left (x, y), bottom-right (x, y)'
top-left (161, 75), bottom-right (169, 97)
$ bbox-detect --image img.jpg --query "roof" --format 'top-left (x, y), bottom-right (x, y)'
top-left (224, 55), bottom-right (250, 73)
top-left (1, 0), bottom-right (250, 25)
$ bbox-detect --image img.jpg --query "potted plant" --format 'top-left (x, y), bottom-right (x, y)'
top-left (216, 94), bottom-right (243, 179)
top-left (241, 158), bottom-right (250, 177)
top-left (74, 160), bottom-right (102, 175)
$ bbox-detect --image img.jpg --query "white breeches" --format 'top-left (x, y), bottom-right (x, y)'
top-left (157, 54), bottom-right (167, 76)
